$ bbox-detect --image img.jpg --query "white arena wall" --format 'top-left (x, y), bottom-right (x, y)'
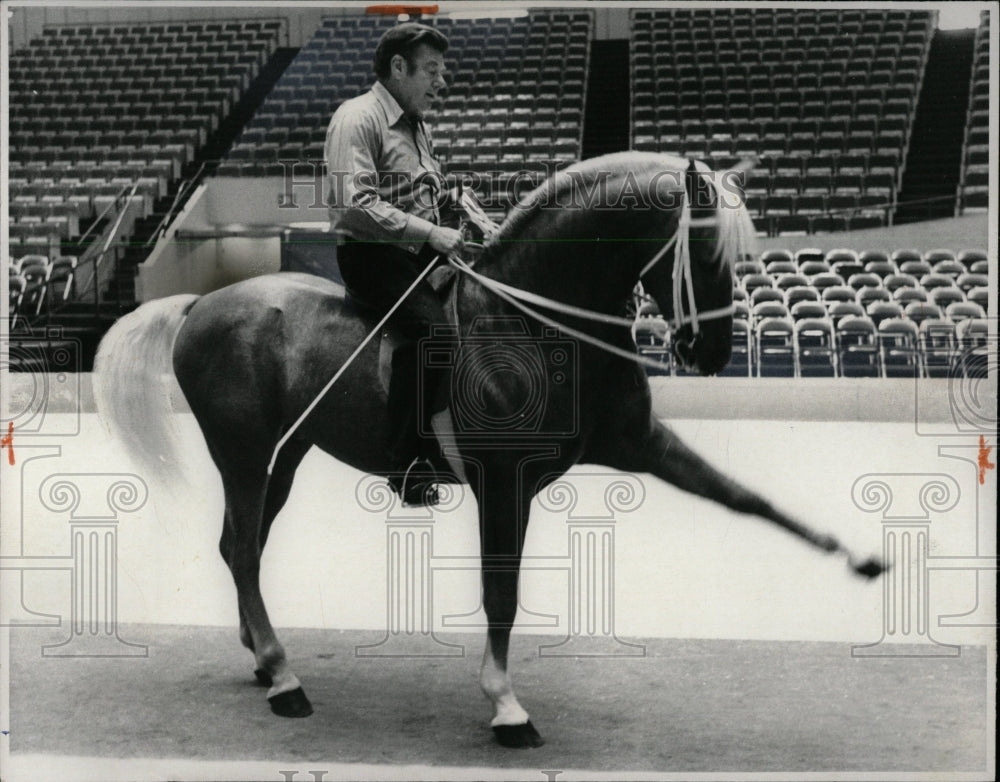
top-left (3, 375), bottom-right (995, 649)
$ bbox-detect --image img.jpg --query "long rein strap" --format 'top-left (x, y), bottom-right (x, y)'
top-left (448, 254), bottom-right (688, 374)
top-left (266, 254), bottom-right (440, 475)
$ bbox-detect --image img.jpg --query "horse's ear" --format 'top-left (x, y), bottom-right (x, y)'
top-left (685, 158), bottom-right (714, 212)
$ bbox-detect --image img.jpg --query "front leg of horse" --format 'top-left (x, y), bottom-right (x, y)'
top-left (480, 568), bottom-right (544, 748)
top-left (626, 419), bottom-right (886, 578)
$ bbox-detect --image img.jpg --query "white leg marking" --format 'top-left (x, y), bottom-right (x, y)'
top-left (480, 639), bottom-right (530, 727)
top-left (267, 672), bottom-right (302, 699)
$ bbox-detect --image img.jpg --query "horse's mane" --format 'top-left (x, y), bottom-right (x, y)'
top-left (478, 152), bottom-right (757, 278)
top-left (485, 152), bottom-right (690, 253)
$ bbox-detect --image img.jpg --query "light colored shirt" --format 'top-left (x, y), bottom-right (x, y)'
top-left (324, 81), bottom-right (442, 253)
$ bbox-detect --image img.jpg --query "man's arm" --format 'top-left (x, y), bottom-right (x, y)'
top-left (325, 109), bottom-right (437, 247)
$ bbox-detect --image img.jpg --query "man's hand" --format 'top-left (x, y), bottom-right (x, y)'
top-left (428, 225), bottom-right (465, 255)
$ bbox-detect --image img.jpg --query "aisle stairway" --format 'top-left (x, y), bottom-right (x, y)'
top-left (582, 40), bottom-right (630, 159)
top-left (895, 28), bottom-right (976, 223)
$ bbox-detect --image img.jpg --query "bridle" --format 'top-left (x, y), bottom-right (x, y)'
top-left (449, 183), bottom-right (734, 374)
top-left (636, 185), bottom-right (735, 370)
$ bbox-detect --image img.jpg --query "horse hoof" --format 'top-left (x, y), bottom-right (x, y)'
top-left (493, 720), bottom-right (545, 748)
top-left (254, 669), bottom-right (273, 687)
top-left (268, 687), bottom-right (313, 718)
top-left (854, 556), bottom-right (887, 579)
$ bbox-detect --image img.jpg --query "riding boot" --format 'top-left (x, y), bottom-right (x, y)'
top-left (385, 340), bottom-right (440, 506)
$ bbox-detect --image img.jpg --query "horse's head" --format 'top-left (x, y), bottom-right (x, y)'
top-left (639, 158), bottom-right (757, 375)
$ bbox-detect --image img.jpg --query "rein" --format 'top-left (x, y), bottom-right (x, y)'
top-left (268, 175), bottom-right (736, 473)
top-left (451, 187), bottom-right (734, 361)
top-left (449, 253), bottom-right (680, 374)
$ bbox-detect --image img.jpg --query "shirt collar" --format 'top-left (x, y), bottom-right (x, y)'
top-left (372, 81), bottom-right (406, 127)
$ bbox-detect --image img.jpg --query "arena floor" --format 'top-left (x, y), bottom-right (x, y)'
top-left (2, 396), bottom-right (996, 780)
top-left (5, 626), bottom-right (991, 778)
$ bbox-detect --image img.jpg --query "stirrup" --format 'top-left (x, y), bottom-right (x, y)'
top-left (392, 457), bottom-right (440, 507)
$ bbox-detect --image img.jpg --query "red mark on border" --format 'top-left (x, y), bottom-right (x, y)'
top-left (366, 4), bottom-right (439, 15)
top-left (978, 436), bottom-right (994, 485)
top-left (0, 422), bottom-right (14, 466)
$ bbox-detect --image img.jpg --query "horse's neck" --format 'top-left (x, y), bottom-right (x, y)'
top-left (469, 229), bottom-right (638, 323)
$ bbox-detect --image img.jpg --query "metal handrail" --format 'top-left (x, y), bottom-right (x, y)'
top-left (75, 185), bottom-right (129, 248)
top-left (145, 160), bottom-right (210, 247)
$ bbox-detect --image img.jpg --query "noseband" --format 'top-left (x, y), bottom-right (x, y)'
top-left (638, 189), bottom-right (735, 339)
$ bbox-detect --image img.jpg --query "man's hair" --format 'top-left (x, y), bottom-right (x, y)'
top-left (373, 22), bottom-right (448, 79)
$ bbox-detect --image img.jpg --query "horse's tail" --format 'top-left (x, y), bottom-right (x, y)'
top-left (93, 294), bottom-right (201, 497)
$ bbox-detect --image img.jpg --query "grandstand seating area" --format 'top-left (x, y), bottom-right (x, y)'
top-left (634, 246), bottom-right (989, 378)
top-left (630, 7), bottom-right (935, 236)
top-left (218, 11), bottom-right (591, 219)
top-left (8, 18), bottom-right (283, 263)
top-left (4, 8), bottom-right (992, 379)
top-left (958, 10), bottom-right (989, 215)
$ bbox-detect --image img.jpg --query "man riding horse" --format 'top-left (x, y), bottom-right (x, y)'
top-left (324, 22), bottom-right (464, 506)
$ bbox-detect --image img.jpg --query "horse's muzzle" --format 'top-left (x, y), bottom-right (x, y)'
top-left (672, 329), bottom-right (699, 372)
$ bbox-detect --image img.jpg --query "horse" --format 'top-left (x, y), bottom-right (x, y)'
top-left (93, 152), bottom-right (884, 749)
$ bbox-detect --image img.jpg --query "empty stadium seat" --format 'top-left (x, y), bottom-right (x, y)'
top-left (878, 318), bottom-right (920, 377)
top-left (755, 316), bottom-right (796, 377)
top-left (795, 317), bottom-right (837, 377)
top-left (918, 318), bottom-right (957, 377)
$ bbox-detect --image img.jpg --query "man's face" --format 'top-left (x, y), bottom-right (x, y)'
top-left (390, 43), bottom-right (447, 117)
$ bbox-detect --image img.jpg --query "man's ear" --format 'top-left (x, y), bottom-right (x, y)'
top-left (390, 53), bottom-right (408, 78)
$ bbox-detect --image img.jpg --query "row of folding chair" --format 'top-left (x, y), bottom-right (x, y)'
top-left (737, 266), bottom-right (988, 298)
top-left (635, 313), bottom-right (983, 379)
top-left (761, 247), bottom-right (987, 270)
top-left (747, 250), bottom-right (988, 278)
top-left (8, 256), bottom-right (80, 326)
top-left (752, 213), bottom-right (887, 237)
top-left (634, 9), bottom-right (931, 28)
top-left (19, 37), bottom-right (267, 63)
top-left (636, 22), bottom-right (929, 44)
top-left (748, 315), bottom-right (980, 379)
top-left (642, 48), bottom-right (925, 73)
top-left (736, 296), bottom-right (986, 329)
top-left (634, 6), bottom-right (928, 20)
top-left (743, 172), bottom-right (896, 194)
top-left (744, 193), bottom-right (893, 218)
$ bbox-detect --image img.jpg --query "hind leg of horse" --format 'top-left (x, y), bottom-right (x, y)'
top-left (218, 521), bottom-right (256, 655)
top-left (477, 484), bottom-right (544, 748)
top-left (220, 464), bottom-right (313, 718)
top-left (248, 440), bottom-right (311, 688)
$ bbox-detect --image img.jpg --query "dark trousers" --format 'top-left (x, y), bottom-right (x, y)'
top-left (336, 239), bottom-right (449, 468)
